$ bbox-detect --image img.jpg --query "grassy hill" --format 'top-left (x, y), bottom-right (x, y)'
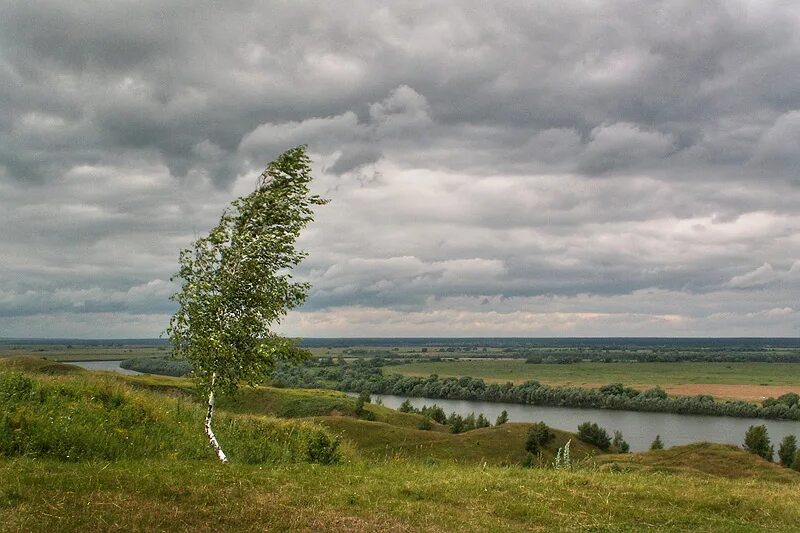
top-left (316, 418), bottom-right (601, 466)
top-left (2, 356), bottom-right (799, 531)
top-left (0, 358), bottom-right (342, 464)
top-left (0, 355), bottom-right (86, 375)
top-left (596, 442), bottom-right (800, 483)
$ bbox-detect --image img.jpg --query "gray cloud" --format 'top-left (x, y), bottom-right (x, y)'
top-left (1, 0), bottom-right (800, 337)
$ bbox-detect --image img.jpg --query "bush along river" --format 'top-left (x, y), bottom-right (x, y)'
top-left (369, 393), bottom-right (800, 452)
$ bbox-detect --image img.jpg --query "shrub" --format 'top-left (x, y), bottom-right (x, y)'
top-left (522, 452), bottom-right (540, 468)
top-left (420, 404), bottom-right (447, 424)
top-left (119, 358), bottom-right (192, 377)
top-left (577, 421), bottom-right (611, 451)
top-left (495, 410), bottom-right (508, 425)
top-left (611, 431), bottom-right (630, 453)
top-left (650, 435), bottom-right (664, 450)
top-left (399, 399), bottom-right (415, 413)
top-left (463, 413), bottom-right (476, 432)
top-left (744, 425), bottom-right (773, 462)
top-left (447, 412), bottom-right (464, 434)
top-left (416, 418), bottom-right (433, 431)
top-left (792, 449), bottom-right (800, 471)
top-left (354, 390), bottom-right (371, 416)
top-left (778, 434), bottom-right (797, 467)
top-left (525, 421), bottom-right (554, 454)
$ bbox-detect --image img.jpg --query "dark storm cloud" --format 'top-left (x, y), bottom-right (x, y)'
top-left (2, 0), bottom-right (800, 336)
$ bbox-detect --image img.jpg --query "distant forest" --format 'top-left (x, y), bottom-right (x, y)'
top-left (3, 337), bottom-right (800, 348)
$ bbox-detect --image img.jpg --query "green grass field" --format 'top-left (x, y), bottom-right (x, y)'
top-left (2, 356), bottom-right (799, 532)
top-left (3, 458), bottom-right (798, 532)
top-left (387, 360), bottom-right (800, 387)
top-left (0, 344), bottom-right (167, 362)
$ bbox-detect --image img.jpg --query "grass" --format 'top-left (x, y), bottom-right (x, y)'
top-left (2, 458), bottom-right (799, 532)
top-left (0, 345), bottom-right (167, 362)
top-left (595, 443), bottom-right (800, 484)
top-left (0, 356), bottom-right (86, 375)
top-left (387, 360), bottom-right (800, 387)
top-left (0, 363), bottom-right (342, 465)
top-left (3, 356), bottom-right (800, 531)
top-left (315, 419), bottom-right (599, 466)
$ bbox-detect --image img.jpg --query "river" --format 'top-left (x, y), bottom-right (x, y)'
top-left (370, 393), bottom-right (800, 452)
top-left (65, 360), bottom-right (142, 375)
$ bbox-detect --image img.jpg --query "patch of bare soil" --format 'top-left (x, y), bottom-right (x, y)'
top-left (658, 383), bottom-right (800, 402)
top-left (537, 381), bottom-right (800, 401)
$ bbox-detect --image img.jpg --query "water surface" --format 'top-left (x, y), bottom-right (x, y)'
top-left (66, 360), bottom-right (141, 375)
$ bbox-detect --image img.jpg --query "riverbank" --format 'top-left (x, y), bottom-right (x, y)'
top-left (368, 393), bottom-right (800, 452)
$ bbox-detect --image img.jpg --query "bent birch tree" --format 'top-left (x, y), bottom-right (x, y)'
top-left (167, 146), bottom-right (327, 462)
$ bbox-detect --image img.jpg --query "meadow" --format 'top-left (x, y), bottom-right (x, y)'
top-left (0, 343), bottom-right (167, 362)
top-left (386, 360), bottom-right (800, 401)
top-left (2, 355), bottom-right (799, 531)
top-left (4, 457), bottom-right (799, 532)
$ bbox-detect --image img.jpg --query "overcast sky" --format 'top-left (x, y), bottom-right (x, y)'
top-left (2, 1), bottom-right (800, 338)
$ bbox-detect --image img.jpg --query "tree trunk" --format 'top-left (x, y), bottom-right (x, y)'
top-left (205, 373), bottom-right (228, 463)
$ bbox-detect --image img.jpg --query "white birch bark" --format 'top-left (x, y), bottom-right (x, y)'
top-left (205, 372), bottom-right (228, 463)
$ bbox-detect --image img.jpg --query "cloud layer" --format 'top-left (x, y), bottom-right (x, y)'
top-left (2, 1), bottom-right (800, 337)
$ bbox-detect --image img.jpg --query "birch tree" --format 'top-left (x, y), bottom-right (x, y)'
top-left (167, 146), bottom-right (327, 463)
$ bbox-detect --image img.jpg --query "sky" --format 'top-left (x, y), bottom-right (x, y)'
top-left (1, 0), bottom-right (800, 338)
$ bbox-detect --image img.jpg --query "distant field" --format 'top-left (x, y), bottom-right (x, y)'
top-left (0, 344), bottom-right (166, 361)
top-left (387, 360), bottom-right (800, 401)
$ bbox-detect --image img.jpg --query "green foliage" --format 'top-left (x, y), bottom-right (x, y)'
top-left (743, 425), bottom-right (773, 462)
top-left (495, 409), bottom-right (509, 425)
top-left (416, 418), bottom-right (433, 431)
top-left (793, 449), bottom-right (800, 471)
top-left (396, 401), bottom-right (450, 425)
top-left (463, 413), bottom-right (476, 432)
top-left (611, 430), bottom-right (630, 453)
top-left (274, 360), bottom-right (800, 421)
top-left (120, 357), bottom-right (192, 377)
top-left (420, 404), bottom-right (447, 424)
top-left (447, 412), bottom-right (464, 434)
top-left (0, 370), bottom-right (341, 464)
top-left (577, 421), bottom-right (611, 451)
top-left (525, 421), bottom-right (555, 454)
top-left (167, 146), bottom-right (327, 396)
top-left (522, 451), bottom-right (540, 468)
top-left (398, 399), bottom-right (414, 413)
top-left (650, 434), bottom-right (664, 450)
top-left (354, 390), bottom-right (376, 421)
top-left (355, 390), bottom-right (371, 413)
top-left (777, 434), bottom-right (797, 467)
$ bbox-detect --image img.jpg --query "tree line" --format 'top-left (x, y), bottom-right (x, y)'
top-left (269, 359), bottom-right (800, 421)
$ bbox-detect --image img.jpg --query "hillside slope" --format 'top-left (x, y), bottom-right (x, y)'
top-left (596, 442), bottom-right (800, 483)
top-left (2, 357), bottom-right (800, 531)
